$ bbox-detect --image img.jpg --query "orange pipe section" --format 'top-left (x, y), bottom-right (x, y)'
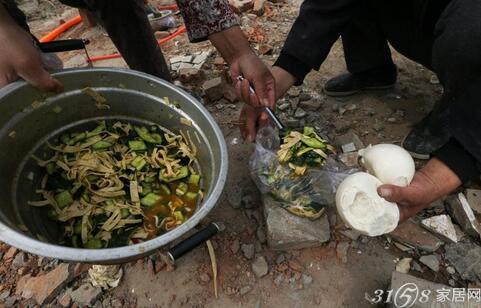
top-left (39, 15), bottom-right (83, 43)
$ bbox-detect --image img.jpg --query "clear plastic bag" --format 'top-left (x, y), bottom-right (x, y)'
top-left (249, 126), bottom-right (357, 220)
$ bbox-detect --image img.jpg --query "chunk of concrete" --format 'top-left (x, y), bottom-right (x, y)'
top-left (421, 215), bottom-right (460, 243)
top-left (390, 220), bottom-right (443, 253)
top-left (445, 241), bottom-right (481, 282)
top-left (336, 131), bottom-right (365, 153)
top-left (202, 77), bottom-right (225, 101)
top-left (264, 196), bottom-right (330, 250)
top-left (419, 255), bottom-right (440, 272)
top-left (446, 193), bottom-right (481, 239)
top-left (389, 271), bottom-right (469, 308)
top-left (466, 188), bottom-right (481, 216)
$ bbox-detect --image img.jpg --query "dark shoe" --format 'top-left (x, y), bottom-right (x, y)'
top-left (323, 64), bottom-right (397, 97)
top-left (402, 115), bottom-right (450, 160)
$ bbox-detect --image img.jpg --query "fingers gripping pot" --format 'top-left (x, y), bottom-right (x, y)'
top-left (336, 144), bottom-right (415, 236)
top-left (0, 68), bottom-right (228, 263)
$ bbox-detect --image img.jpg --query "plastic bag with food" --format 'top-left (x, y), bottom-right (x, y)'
top-left (249, 126), bottom-right (356, 220)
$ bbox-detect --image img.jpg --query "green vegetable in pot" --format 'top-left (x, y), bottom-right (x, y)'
top-left (28, 120), bottom-right (202, 249)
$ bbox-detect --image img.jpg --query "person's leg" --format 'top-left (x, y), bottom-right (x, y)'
top-left (324, 0), bottom-right (397, 96)
top-left (81, 0), bottom-right (171, 81)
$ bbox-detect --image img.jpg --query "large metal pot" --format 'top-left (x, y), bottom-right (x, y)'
top-left (0, 68), bottom-right (228, 263)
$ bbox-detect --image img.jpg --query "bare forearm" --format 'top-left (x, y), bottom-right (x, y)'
top-left (272, 66), bottom-right (296, 100)
top-left (208, 26), bottom-right (252, 64)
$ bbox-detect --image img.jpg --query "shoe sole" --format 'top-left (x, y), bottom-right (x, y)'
top-left (401, 135), bottom-right (431, 160)
top-left (323, 84), bottom-right (395, 97)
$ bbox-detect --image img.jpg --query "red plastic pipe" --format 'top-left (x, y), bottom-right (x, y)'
top-left (39, 15), bottom-right (82, 43)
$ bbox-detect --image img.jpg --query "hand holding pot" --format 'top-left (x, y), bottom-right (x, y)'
top-left (0, 5), bottom-right (63, 92)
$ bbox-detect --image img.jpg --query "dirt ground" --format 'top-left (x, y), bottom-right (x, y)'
top-left (0, 0), bottom-right (457, 307)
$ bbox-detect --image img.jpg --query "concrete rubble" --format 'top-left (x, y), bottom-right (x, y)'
top-left (390, 220), bottom-right (444, 253)
top-left (15, 263), bottom-right (74, 305)
top-left (445, 241), bottom-right (481, 282)
top-left (263, 196), bottom-right (330, 250)
top-left (336, 131), bottom-right (365, 153)
top-left (395, 258), bottom-right (412, 274)
top-left (419, 254), bottom-right (440, 272)
top-left (446, 193), bottom-right (481, 239)
top-left (389, 272), bottom-right (471, 308)
top-left (466, 188), bottom-right (481, 216)
top-left (421, 214), bottom-right (461, 243)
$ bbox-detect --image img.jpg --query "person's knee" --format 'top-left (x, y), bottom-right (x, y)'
top-left (433, 25), bottom-right (481, 82)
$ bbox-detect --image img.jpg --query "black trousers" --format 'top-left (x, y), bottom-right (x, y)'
top-left (342, 0), bottom-right (481, 165)
top-left (5, 0), bottom-right (171, 81)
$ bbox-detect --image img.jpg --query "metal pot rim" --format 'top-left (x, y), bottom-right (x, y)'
top-left (0, 68), bottom-right (228, 263)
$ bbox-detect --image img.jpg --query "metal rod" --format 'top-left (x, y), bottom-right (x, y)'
top-left (236, 75), bottom-right (285, 130)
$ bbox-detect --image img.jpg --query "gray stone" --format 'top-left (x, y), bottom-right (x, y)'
top-left (446, 266), bottom-right (456, 275)
top-left (178, 62), bottom-right (194, 70)
top-left (275, 254), bottom-right (286, 265)
top-left (298, 93), bottom-right (311, 101)
top-left (274, 274), bottom-right (284, 286)
top-left (445, 241), bottom-right (481, 282)
top-left (336, 131), bottom-right (365, 152)
top-left (341, 143), bottom-right (357, 153)
top-left (202, 77), bottom-right (224, 101)
top-left (242, 194), bottom-right (258, 209)
top-left (287, 87), bottom-right (300, 97)
top-left (0, 290), bottom-right (10, 301)
top-left (338, 152), bottom-right (360, 167)
top-left (294, 108), bottom-right (307, 118)
top-left (421, 215), bottom-right (460, 243)
top-left (411, 261), bottom-right (423, 272)
top-left (466, 189), bottom-right (481, 216)
top-left (396, 258), bottom-right (412, 274)
top-left (230, 239), bottom-right (240, 254)
top-left (226, 182), bottom-right (243, 209)
top-left (419, 255), bottom-right (439, 272)
top-left (446, 193), bottom-right (481, 239)
top-left (386, 117), bottom-right (397, 123)
top-left (390, 220), bottom-right (443, 253)
top-left (251, 256), bottom-right (268, 278)
top-left (199, 273), bottom-right (211, 282)
top-left (290, 98), bottom-right (300, 110)
top-left (336, 242), bottom-right (350, 264)
top-left (302, 274), bottom-right (313, 286)
top-left (239, 285), bottom-right (252, 296)
top-left (389, 272), bottom-right (467, 308)
top-left (12, 252), bottom-right (27, 269)
top-left (339, 229), bottom-right (361, 241)
top-left (70, 283), bottom-right (102, 307)
top-left (285, 118), bottom-right (300, 128)
top-left (277, 102), bottom-right (290, 111)
top-left (170, 55), bottom-right (192, 64)
top-left (241, 244), bottom-right (255, 260)
top-left (345, 103), bottom-right (357, 111)
top-left (192, 51), bottom-right (210, 65)
top-left (264, 196), bottom-right (330, 250)
top-left (256, 227), bottom-right (267, 244)
top-left (299, 100), bottom-right (321, 111)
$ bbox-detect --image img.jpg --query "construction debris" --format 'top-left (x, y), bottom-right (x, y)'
top-left (446, 193), bottom-right (481, 239)
top-left (421, 214), bottom-right (461, 243)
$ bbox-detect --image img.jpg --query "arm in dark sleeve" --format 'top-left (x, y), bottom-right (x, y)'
top-left (433, 138), bottom-right (480, 183)
top-left (274, 0), bottom-right (361, 85)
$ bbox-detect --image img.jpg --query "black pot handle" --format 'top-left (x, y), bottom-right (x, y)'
top-left (38, 39), bottom-right (89, 53)
top-left (167, 222), bottom-right (223, 262)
